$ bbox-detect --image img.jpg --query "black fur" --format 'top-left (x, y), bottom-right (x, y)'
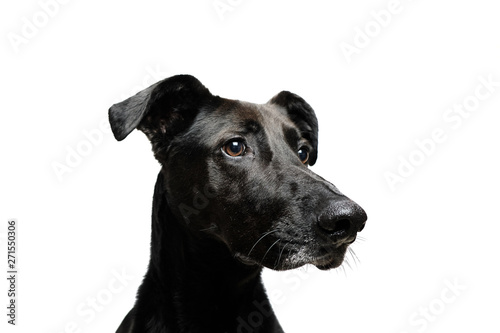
top-left (109, 75), bottom-right (367, 333)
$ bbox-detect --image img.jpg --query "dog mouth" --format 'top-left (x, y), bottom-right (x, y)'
top-left (234, 239), bottom-right (352, 271)
top-left (298, 240), bottom-right (347, 270)
top-left (311, 251), bottom-right (346, 270)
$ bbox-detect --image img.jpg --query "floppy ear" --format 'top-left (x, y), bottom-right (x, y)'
top-left (268, 91), bottom-right (319, 165)
top-left (109, 75), bottom-right (213, 160)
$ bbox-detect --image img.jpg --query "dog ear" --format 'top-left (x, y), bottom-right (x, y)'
top-left (109, 74), bottom-right (212, 136)
top-left (109, 75), bottom-right (213, 162)
top-left (268, 91), bottom-right (319, 165)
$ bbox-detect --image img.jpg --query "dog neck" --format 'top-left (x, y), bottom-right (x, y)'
top-left (130, 172), bottom-right (283, 333)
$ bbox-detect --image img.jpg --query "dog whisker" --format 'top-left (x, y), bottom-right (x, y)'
top-left (343, 256), bottom-right (352, 271)
top-left (284, 246), bottom-right (294, 270)
top-left (260, 239), bottom-right (281, 265)
top-left (247, 229), bottom-right (279, 256)
top-left (356, 235), bottom-right (366, 243)
top-left (275, 240), bottom-right (292, 269)
top-left (273, 241), bottom-right (283, 270)
top-left (348, 247), bottom-right (360, 266)
top-left (199, 225), bottom-right (218, 232)
top-left (339, 262), bottom-right (347, 277)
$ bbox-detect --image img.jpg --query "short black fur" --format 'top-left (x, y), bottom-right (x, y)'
top-left (109, 75), bottom-right (367, 333)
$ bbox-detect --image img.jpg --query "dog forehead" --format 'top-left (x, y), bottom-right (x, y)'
top-left (194, 99), bottom-right (297, 138)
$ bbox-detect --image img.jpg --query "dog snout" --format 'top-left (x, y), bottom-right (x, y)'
top-left (316, 198), bottom-right (367, 241)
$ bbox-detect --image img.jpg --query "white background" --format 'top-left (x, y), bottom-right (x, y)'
top-left (1, 0), bottom-right (499, 332)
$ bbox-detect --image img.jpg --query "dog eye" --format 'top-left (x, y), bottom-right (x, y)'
top-left (223, 140), bottom-right (246, 157)
top-left (298, 147), bottom-right (309, 164)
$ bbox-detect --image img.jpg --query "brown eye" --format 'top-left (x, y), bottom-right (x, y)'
top-left (298, 147), bottom-right (309, 164)
top-left (223, 140), bottom-right (246, 157)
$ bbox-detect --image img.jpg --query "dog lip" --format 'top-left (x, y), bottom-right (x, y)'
top-left (313, 254), bottom-right (344, 270)
top-left (311, 244), bottom-right (349, 270)
top-left (312, 254), bottom-right (335, 265)
top-left (321, 234), bottom-right (357, 247)
top-left (234, 252), bottom-right (259, 266)
top-left (344, 235), bottom-right (357, 245)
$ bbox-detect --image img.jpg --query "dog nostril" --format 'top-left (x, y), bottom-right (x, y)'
top-left (318, 217), bottom-right (351, 236)
top-left (331, 218), bottom-right (351, 236)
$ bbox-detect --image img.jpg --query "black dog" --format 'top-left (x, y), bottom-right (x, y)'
top-left (109, 75), bottom-right (367, 333)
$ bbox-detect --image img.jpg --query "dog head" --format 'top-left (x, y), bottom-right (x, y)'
top-left (109, 75), bottom-right (367, 271)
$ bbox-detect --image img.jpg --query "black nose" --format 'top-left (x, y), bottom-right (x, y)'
top-left (317, 197), bottom-right (367, 239)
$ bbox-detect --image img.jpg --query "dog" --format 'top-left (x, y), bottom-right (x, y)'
top-left (108, 75), bottom-right (367, 333)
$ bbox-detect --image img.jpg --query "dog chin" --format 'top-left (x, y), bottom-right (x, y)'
top-left (265, 245), bottom-right (348, 271)
top-left (310, 246), bottom-right (348, 270)
top-left (312, 254), bottom-right (346, 270)
top-left (234, 245), bottom-right (348, 271)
